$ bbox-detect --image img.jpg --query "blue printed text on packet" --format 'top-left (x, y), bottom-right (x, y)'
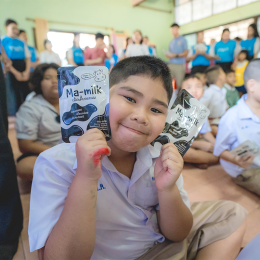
top-left (57, 66), bottom-right (111, 143)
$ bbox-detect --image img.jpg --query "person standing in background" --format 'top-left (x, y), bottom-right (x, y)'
top-left (2, 19), bottom-right (31, 116)
top-left (67, 33), bottom-right (84, 66)
top-left (40, 39), bottom-right (61, 66)
top-left (210, 28), bottom-right (239, 72)
top-left (143, 36), bottom-right (156, 56)
top-left (166, 23), bottom-right (188, 90)
top-left (105, 44), bottom-right (118, 71)
top-left (119, 37), bottom-right (133, 60)
top-left (125, 30), bottom-right (149, 57)
top-left (0, 38), bottom-right (23, 260)
top-left (240, 24), bottom-right (260, 60)
top-left (18, 29), bottom-right (40, 72)
top-left (187, 31), bottom-right (213, 74)
top-left (84, 33), bottom-right (106, 66)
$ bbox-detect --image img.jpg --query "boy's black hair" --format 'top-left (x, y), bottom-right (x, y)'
top-left (30, 63), bottom-right (59, 94)
top-left (109, 56), bottom-right (173, 102)
top-left (238, 49), bottom-right (249, 60)
top-left (226, 69), bottom-right (235, 75)
top-left (44, 39), bottom-right (51, 48)
top-left (19, 29), bottom-right (26, 35)
top-left (171, 23), bottom-right (179, 28)
top-left (5, 19), bottom-right (17, 27)
top-left (244, 58), bottom-right (260, 86)
top-left (182, 75), bottom-right (201, 87)
top-left (249, 23), bottom-right (259, 38)
top-left (205, 65), bottom-right (222, 85)
top-left (95, 33), bottom-right (104, 40)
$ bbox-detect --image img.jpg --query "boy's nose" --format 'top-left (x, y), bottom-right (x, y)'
top-left (130, 109), bottom-right (148, 126)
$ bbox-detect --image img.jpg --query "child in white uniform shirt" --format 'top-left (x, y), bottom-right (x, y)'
top-left (29, 56), bottom-right (247, 260)
top-left (15, 63), bottom-right (61, 181)
top-left (200, 65), bottom-right (228, 136)
top-left (182, 75), bottom-right (218, 169)
top-left (214, 59), bottom-right (260, 195)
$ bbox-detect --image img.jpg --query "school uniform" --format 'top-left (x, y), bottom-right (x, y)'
top-left (214, 94), bottom-right (260, 194)
top-left (105, 53), bottom-right (118, 70)
top-left (199, 118), bottom-right (211, 134)
top-left (40, 50), bottom-right (61, 65)
top-left (15, 94), bottom-right (61, 162)
top-left (28, 45), bottom-right (39, 72)
top-left (223, 83), bottom-right (240, 108)
top-left (199, 84), bottom-right (228, 124)
top-left (188, 44), bottom-right (210, 74)
top-left (210, 40), bottom-right (238, 72)
top-left (67, 47), bottom-right (84, 66)
top-left (125, 44), bottom-right (150, 57)
top-left (28, 143), bottom-right (247, 259)
top-left (240, 37), bottom-right (260, 61)
top-left (235, 60), bottom-right (249, 94)
top-left (1, 36), bottom-right (31, 116)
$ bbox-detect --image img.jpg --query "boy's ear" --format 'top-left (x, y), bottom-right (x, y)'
top-left (246, 79), bottom-right (255, 93)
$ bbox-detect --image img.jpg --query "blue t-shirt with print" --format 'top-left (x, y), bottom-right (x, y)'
top-left (169, 36), bottom-right (188, 64)
top-left (1, 36), bottom-right (27, 60)
top-left (241, 38), bottom-right (257, 57)
top-left (28, 45), bottom-right (37, 62)
top-left (192, 45), bottom-right (210, 66)
top-left (214, 40), bottom-right (236, 63)
top-left (72, 47), bottom-right (84, 64)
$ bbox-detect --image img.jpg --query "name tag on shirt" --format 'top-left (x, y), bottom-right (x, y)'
top-left (231, 140), bottom-right (260, 158)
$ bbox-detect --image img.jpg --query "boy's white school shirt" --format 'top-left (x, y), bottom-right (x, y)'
top-left (28, 143), bottom-right (190, 259)
top-left (214, 94), bottom-right (260, 178)
top-left (199, 84), bottom-right (228, 119)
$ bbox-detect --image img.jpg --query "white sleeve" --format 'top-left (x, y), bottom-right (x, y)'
top-left (35, 49), bottom-right (39, 59)
top-left (55, 52), bottom-right (61, 63)
top-left (234, 42), bottom-right (242, 57)
top-left (144, 46), bottom-right (150, 55)
top-left (125, 45), bottom-right (131, 57)
top-left (187, 48), bottom-right (193, 58)
top-left (200, 118), bottom-right (211, 134)
top-left (67, 49), bottom-right (73, 59)
top-left (209, 45), bottom-right (215, 56)
top-left (24, 44), bottom-right (31, 58)
top-left (40, 52), bottom-right (45, 63)
top-left (254, 37), bottom-right (260, 54)
top-left (199, 89), bottom-right (212, 109)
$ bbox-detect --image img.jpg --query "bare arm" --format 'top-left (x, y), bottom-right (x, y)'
top-left (18, 139), bottom-right (51, 154)
top-left (202, 132), bottom-right (216, 145)
top-left (191, 140), bottom-right (214, 153)
top-left (186, 51), bottom-right (198, 62)
top-left (84, 57), bottom-right (102, 65)
top-left (67, 57), bottom-right (77, 66)
top-left (220, 150), bottom-right (254, 168)
top-left (157, 185), bottom-right (193, 242)
top-left (166, 50), bottom-right (189, 59)
top-left (31, 58), bottom-right (40, 69)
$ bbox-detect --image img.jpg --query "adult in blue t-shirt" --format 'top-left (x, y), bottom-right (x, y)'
top-left (210, 28), bottom-right (238, 72)
top-left (18, 29), bottom-right (40, 72)
top-left (240, 24), bottom-right (260, 61)
top-left (67, 33), bottom-right (84, 66)
top-left (2, 19), bottom-right (31, 116)
top-left (187, 31), bottom-right (213, 74)
top-left (166, 23), bottom-right (188, 90)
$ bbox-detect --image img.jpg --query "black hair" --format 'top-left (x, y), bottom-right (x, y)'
top-left (184, 74), bottom-right (201, 81)
top-left (244, 58), bottom-right (260, 86)
top-left (109, 44), bottom-right (115, 54)
top-left (225, 69), bottom-right (235, 75)
top-left (44, 39), bottom-right (51, 48)
top-left (222, 28), bottom-right (230, 34)
top-left (95, 33), bottom-right (104, 40)
top-left (126, 37), bottom-right (132, 48)
top-left (109, 56), bottom-right (173, 102)
top-left (234, 36), bottom-right (242, 41)
top-left (30, 63), bottom-right (59, 94)
top-left (238, 50), bottom-right (249, 60)
top-left (19, 29), bottom-right (26, 35)
top-left (5, 19), bottom-right (17, 27)
top-left (248, 23), bottom-right (259, 38)
top-left (205, 65), bottom-right (222, 85)
top-left (171, 23), bottom-right (179, 28)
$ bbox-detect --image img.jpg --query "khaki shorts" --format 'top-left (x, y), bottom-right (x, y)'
top-left (235, 168), bottom-right (260, 196)
top-left (136, 200), bottom-right (247, 260)
top-left (168, 63), bottom-right (185, 91)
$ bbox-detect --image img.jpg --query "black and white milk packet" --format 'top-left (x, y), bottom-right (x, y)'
top-left (230, 140), bottom-right (260, 158)
top-left (151, 89), bottom-right (210, 156)
top-left (57, 66), bottom-right (111, 143)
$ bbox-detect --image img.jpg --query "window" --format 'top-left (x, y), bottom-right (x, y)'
top-left (175, 0), bottom-right (259, 25)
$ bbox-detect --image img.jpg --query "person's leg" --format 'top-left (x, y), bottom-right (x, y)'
top-left (16, 156), bottom-right (38, 181)
top-left (210, 125), bottom-right (218, 137)
top-left (168, 63), bottom-right (177, 81)
top-left (5, 72), bottom-right (17, 117)
top-left (183, 147), bottom-right (219, 165)
top-left (175, 64), bottom-right (185, 91)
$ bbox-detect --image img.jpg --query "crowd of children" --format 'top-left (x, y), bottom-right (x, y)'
top-left (1, 16), bottom-right (260, 260)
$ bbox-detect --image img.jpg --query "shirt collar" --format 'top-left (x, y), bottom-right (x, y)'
top-left (209, 84), bottom-right (223, 92)
top-left (238, 94), bottom-right (260, 122)
top-left (30, 94), bottom-right (58, 113)
top-left (224, 84), bottom-right (235, 91)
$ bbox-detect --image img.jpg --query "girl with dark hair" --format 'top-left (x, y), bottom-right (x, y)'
top-left (15, 63), bottom-right (61, 181)
top-left (240, 24), bottom-right (260, 60)
top-left (210, 28), bottom-right (240, 72)
top-left (105, 44), bottom-right (118, 70)
top-left (40, 39), bottom-right (61, 66)
top-left (67, 33), bottom-right (84, 66)
top-left (125, 30), bottom-right (149, 57)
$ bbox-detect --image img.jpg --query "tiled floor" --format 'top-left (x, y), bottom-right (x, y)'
top-left (8, 127), bottom-right (260, 260)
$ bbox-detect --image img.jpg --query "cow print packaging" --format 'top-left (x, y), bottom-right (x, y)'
top-left (151, 89), bottom-right (210, 156)
top-left (57, 66), bottom-right (111, 143)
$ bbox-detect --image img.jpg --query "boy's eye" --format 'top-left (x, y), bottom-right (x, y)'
top-left (124, 96), bottom-right (136, 103)
top-left (151, 108), bottom-right (162, 114)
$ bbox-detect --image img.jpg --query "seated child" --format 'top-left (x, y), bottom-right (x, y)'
top-left (15, 63), bottom-right (61, 181)
top-left (29, 56), bottom-right (247, 260)
top-left (223, 70), bottom-right (240, 108)
top-left (200, 65), bottom-right (228, 136)
top-left (182, 75), bottom-right (218, 169)
top-left (234, 50), bottom-right (249, 96)
top-left (214, 59), bottom-right (260, 196)
top-left (194, 72), bottom-right (208, 90)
